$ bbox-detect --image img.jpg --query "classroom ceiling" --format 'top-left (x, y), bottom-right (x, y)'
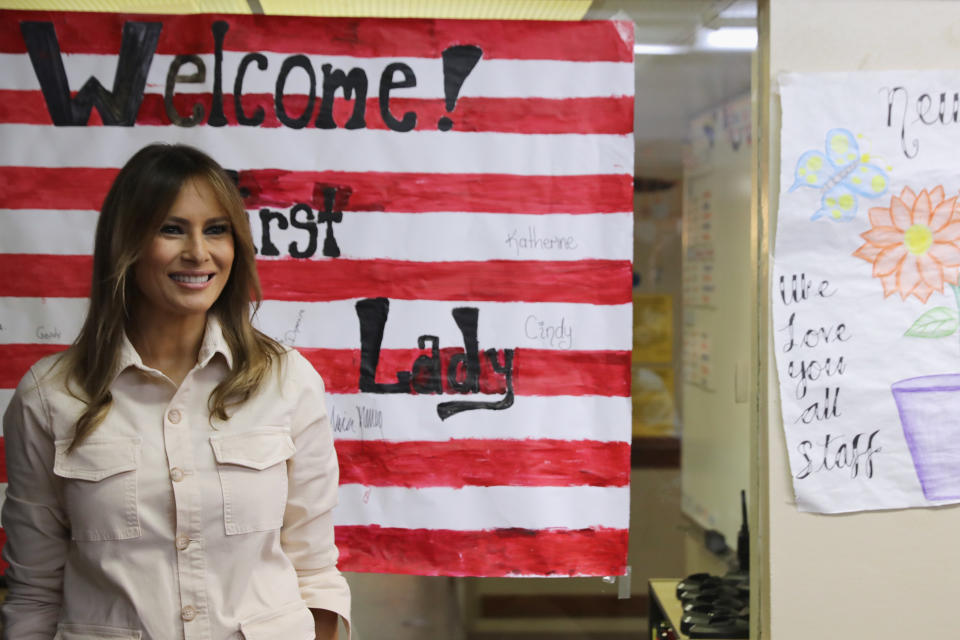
top-left (586, 1), bottom-right (755, 177)
top-left (588, 0), bottom-right (756, 47)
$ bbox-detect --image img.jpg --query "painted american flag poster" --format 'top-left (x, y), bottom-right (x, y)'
top-left (0, 10), bottom-right (634, 577)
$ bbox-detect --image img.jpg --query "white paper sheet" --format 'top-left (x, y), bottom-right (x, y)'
top-left (775, 70), bottom-right (960, 512)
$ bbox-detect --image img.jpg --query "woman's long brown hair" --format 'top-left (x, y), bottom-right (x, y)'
top-left (62, 143), bottom-right (283, 450)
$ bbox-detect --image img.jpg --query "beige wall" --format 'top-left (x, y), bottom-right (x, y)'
top-left (761, 1), bottom-right (960, 638)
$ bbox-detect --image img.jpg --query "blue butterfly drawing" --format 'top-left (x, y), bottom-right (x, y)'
top-left (788, 128), bottom-right (890, 222)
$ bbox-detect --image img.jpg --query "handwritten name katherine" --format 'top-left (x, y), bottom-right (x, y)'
top-left (505, 227), bottom-right (577, 257)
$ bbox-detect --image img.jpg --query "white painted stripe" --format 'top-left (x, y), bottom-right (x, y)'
top-left (0, 125), bottom-right (634, 176)
top-left (332, 484), bottom-right (630, 529)
top-left (2, 210), bottom-right (634, 262)
top-left (326, 394), bottom-right (631, 443)
top-left (0, 388), bottom-right (630, 444)
top-left (257, 299), bottom-right (631, 350)
top-left (0, 388), bottom-right (628, 442)
top-left (253, 211), bottom-right (633, 262)
top-left (0, 298), bottom-right (87, 346)
top-left (0, 210), bottom-right (97, 256)
top-left (0, 298), bottom-right (631, 351)
top-left (1, 53), bottom-right (634, 99)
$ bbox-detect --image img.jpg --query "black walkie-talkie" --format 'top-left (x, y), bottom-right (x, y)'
top-left (737, 489), bottom-right (749, 573)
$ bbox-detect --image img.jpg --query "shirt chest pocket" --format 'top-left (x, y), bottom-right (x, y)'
top-left (209, 427), bottom-right (296, 535)
top-left (53, 438), bottom-right (142, 542)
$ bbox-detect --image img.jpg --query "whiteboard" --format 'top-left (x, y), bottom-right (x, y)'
top-left (680, 93), bottom-right (753, 547)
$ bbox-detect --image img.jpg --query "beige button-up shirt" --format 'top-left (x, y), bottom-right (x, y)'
top-left (1, 319), bottom-right (350, 639)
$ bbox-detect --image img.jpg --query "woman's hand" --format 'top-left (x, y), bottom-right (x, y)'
top-left (311, 607), bottom-right (340, 640)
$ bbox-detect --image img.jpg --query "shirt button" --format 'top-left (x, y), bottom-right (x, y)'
top-left (181, 605), bottom-right (197, 621)
top-left (176, 535), bottom-right (190, 550)
top-left (167, 409), bottom-right (181, 424)
top-left (170, 467), bottom-right (185, 482)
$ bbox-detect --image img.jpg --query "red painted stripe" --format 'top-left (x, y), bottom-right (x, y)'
top-left (335, 439), bottom-right (630, 488)
top-left (0, 255), bottom-right (92, 299)
top-left (335, 525), bottom-right (629, 576)
top-left (513, 349), bottom-right (632, 397)
top-left (0, 12), bottom-right (632, 62)
top-left (0, 344), bottom-right (630, 397)
top-left (0, 343), bottom-right (66, 388)
top-left (257, 259), bottom-right (632, 304)
top-left (0, 91), bottom-right (633, 135)
top-left (0, 166), bottom-right (632, 214)
top-left (0, 255), bottom-right (632, 305)
top-left (0, 167), bottom-right (116, 211)
top-left (299, 347), bottom-right (631, 396)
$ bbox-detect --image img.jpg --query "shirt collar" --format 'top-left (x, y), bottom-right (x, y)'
top-left (197, 315), bottom-right (234, 369)
top-left (116, 315), bottom-right (234, 380)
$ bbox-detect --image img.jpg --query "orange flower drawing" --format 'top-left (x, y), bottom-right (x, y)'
top-left (853, 186), bottom-right (960, 302)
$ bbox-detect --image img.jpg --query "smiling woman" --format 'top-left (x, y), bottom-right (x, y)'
top-left (1, 144), bottom-right (351, 639)
top-left (131, 177), bottom-right (236, 383)
top-left (135, 180), bottom-right (235, 315)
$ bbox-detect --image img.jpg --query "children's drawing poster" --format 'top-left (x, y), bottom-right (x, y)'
top-left (775, 70), bottom-right (960, 513)
top-left (0, 11), bottom-right (634, 574)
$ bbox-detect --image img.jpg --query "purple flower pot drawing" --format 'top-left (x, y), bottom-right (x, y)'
top-left (892, 373), bottom-right (960, 500)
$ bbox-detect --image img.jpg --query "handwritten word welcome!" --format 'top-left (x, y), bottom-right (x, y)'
top-left (20, 20), bottom-right (483, 131)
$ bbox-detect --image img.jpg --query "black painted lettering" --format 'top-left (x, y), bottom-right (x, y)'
top-left (20, 20), bottom-right (161, 126)
top-left (315, 185), bottom-right (345, 258)
top-left (353, 298), bottom-right (516, 418)
top-left (411, 336), bottom-right (442, 394)
top-left (356, 298), bottom-right (412, 393)
top-left (316, 64), bottom-right (368, 129)
top-left (437, 45), bottom-right (483, 131)
top-left (234, 53), bottom-right (268, 126)
top-left (288, 203), bottom-right (318, 258)
top-left (164, 55), bottom-right (206, 127)
top-left (258, 208), bottom-right (287, 257)
top-left (276, 55), bottom-right (316, 129)
top-left (379, 62), bottom-right (417, 132)
top-left (438, 348), bottom-right (515, 420)
top-left (208, 20), bottom-right (228, 126)
top-left (447, 307), bottom-right (481, 394)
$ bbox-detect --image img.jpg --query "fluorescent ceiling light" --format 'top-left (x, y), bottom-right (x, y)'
top-left (634, 43), bottom-right (691, 56)
top-left (634, 26), bottom-right (757, 56)
top-left (698, 26), bottom-right (757, 51)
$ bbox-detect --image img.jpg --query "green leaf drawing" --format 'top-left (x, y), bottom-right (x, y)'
top-left (905, 307), bottom-right (960, 338)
